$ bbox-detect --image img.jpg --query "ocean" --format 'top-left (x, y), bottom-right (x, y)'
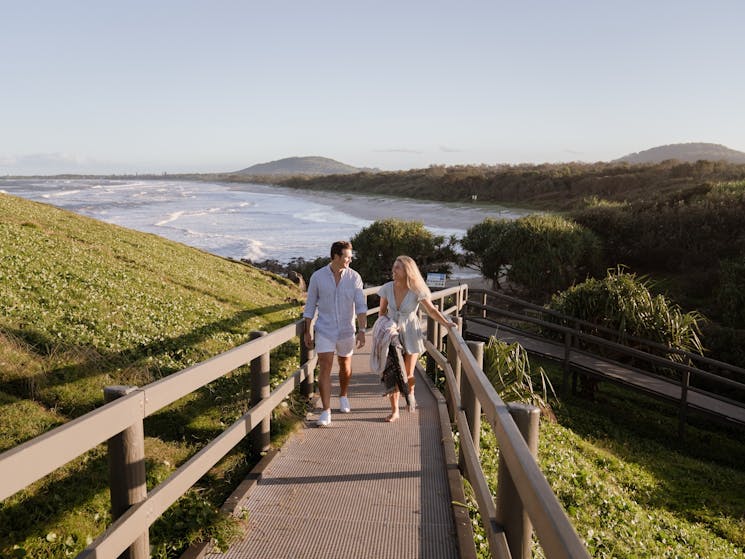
top-left (0, 178), bottom-right (529, 267)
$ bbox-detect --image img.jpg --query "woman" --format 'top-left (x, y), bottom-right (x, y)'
top-left (378, 255), bottom-right (456, 422)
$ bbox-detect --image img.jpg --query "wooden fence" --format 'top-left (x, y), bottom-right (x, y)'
top-left (467, 288), bottom-right (745, 437)
top-left (423, 286), bottom-right (590, 559)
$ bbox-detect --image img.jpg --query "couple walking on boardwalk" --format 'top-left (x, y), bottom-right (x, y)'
top-left (302, 240), bottom-right (455, 426)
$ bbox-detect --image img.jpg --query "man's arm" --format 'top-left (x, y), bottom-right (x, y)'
top-left (303, 274), bottom-right (318, 348)
top-left (355, 312), bottom-right (367, 348)
top-left (353, 275), bottom-right (368, 348)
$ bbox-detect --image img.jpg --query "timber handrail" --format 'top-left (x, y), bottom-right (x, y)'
top-left (423, 319), bottom-right (590, 559)
top-left (470, 287), bottom-right (745, 381)
top-left (467, 304), bottom-right (745, 392)
top-left (466, 289), bottom-right (745, 439)
top-left (0, 316), bottom-right (323, 558)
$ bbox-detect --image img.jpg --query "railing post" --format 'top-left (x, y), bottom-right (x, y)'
top-left (562, 330), bottom-right (572, 396)
top-left (426, 315), bottom-right (437, 380)
top-left (446, 317), bottom-right (463, 422)
top-left (679, 370), bottom-right (690, 442)
top-left (250, 331), bottom-right (271, 453)
top-left (495, 403), bottom-right (541, 559)
top-left (300, 322), bottom-right (315, 399)
top-left (461, 341), bottom-right (483, 460)
top-left (434, 299), bottom-right (444, 352)
top-left (481, 291), bottom-right (488, 319)
top-left (104, 386), bottom-right (148, 559)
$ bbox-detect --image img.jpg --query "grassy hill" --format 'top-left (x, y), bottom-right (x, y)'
top-left (0, 193), bottom-right (304, 557)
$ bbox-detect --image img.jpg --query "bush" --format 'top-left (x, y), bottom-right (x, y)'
top-left (460, 218), bottom-right (513, 287)
top-left (716, 257), bottom-right (745, 328)
top-left (547, 268), bottom-right (704, 357)
top-left (572, 180), bottom-right (745, 272)
top-left (350, 219), bottom-right (456, 285)
top-left (461, 214), bottom-right (602, 294)
top-left (502, 214), bottom-right (602, 293)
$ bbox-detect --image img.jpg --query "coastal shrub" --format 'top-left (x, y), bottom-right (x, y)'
top-left (351, 219), bottom-right (456, 285)
top-left (461, 214), bottom-right (602, 294)
top-left (547, 268), bottom-right (704, 357)
top-left (716, 257), bottom-right (745, 328)
top-left (278, 160), bottom-right (745, 209)
top-left (460, 218), bottom-right (512, 288)
top-left (573, 180), bottom-right (745, 272)
top-left (501, 214), bottom-right (602, 293)
top-left (700, 322), bottom-right (745, 370)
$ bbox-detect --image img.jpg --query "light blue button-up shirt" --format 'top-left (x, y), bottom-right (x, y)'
top-left (303, 264), bottom-right (367, 340)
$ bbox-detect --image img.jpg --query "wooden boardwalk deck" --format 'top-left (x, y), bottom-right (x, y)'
top-left (466, 319), bottom-right (745, 427)
top-left (204, 335), bottom-right (462, 559)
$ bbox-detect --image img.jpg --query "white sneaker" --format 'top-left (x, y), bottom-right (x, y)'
top-left (339, 396), bottom-right (351, 413)
top-left (316, 409), bottom-right (331, 427)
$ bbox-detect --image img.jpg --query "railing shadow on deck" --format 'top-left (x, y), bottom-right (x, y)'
top-left (0, 283), bottom-right (590, 559)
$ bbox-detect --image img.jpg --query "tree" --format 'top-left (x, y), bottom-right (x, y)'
top-left (500, 214), bottom-right (602, 293)
top-left (351, 219), bottom-right (456, 285)
top-left (460, 218), bottom-right (512, 288)
top-left (461, 214), bottom-right (602, 293)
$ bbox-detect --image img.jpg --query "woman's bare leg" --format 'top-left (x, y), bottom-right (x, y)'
top-left (404, 353), bottom-right (419, 410)
top-left (387, 390), bottom-right (400, 422)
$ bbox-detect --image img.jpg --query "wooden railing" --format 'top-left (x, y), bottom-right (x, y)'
top-left (0, 317), bottom-right (320, 558)
top-left (422, 285), bottom-right (590, 559)
top-left (466, 288), bottom-right (745, 436)
top-left (0, 283), bottom-right (590, 559)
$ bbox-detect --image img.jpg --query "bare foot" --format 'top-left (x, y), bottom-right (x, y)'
top-left (385, 413), bottom-right (399, 422)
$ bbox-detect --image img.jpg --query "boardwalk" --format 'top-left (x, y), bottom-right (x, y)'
top-left (206, 336), bottom-right (461, 559)
top-left (467, 319), bottom-right (745, 427)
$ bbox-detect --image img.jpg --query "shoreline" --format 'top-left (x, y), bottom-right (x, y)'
top-left (227, 182), bottom-right (532, 230)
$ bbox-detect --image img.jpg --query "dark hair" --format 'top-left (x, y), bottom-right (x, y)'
top-left (330, 240), bottom-right (352, 258)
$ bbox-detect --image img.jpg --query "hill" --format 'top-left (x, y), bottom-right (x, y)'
top-left (234, 156), bottom-right (371, 176)
top-left (0, 192), bottom-right (303, 556)
top-left (616, 142), bottom-right (745, 164)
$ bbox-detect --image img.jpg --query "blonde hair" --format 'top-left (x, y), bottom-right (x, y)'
top-left (395, 255), bottom-right (431, 299)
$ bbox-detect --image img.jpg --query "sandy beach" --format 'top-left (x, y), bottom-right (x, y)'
top-left (245, 183), bottom-right (531, 230)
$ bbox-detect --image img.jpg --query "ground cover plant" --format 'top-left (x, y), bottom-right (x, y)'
top-left (0, 193), bottom-right (305, 557)
top-left (461, 344), bottom-right (745, 558)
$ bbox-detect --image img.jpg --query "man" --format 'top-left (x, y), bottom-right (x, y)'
top-left (303, 240), bottom-right (368, 427)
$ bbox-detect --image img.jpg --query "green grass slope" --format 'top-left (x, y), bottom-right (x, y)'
top-left (0, 193), bottom-right (305, 557)
top-left (465, 358), bottom-right (745, 559)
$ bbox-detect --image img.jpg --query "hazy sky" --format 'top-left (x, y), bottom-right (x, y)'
top-left (2, 0), bottom-right (743, 175)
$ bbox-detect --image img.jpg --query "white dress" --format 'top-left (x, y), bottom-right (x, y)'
top-left (378, 281), bottom-right (426, 355)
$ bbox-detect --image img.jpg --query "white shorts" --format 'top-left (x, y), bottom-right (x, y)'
top-left (315, 333), bottom-right (355, 357)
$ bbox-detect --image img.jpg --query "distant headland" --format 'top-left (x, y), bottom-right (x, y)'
top-left (233, 156), bottom-right (378, 176)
